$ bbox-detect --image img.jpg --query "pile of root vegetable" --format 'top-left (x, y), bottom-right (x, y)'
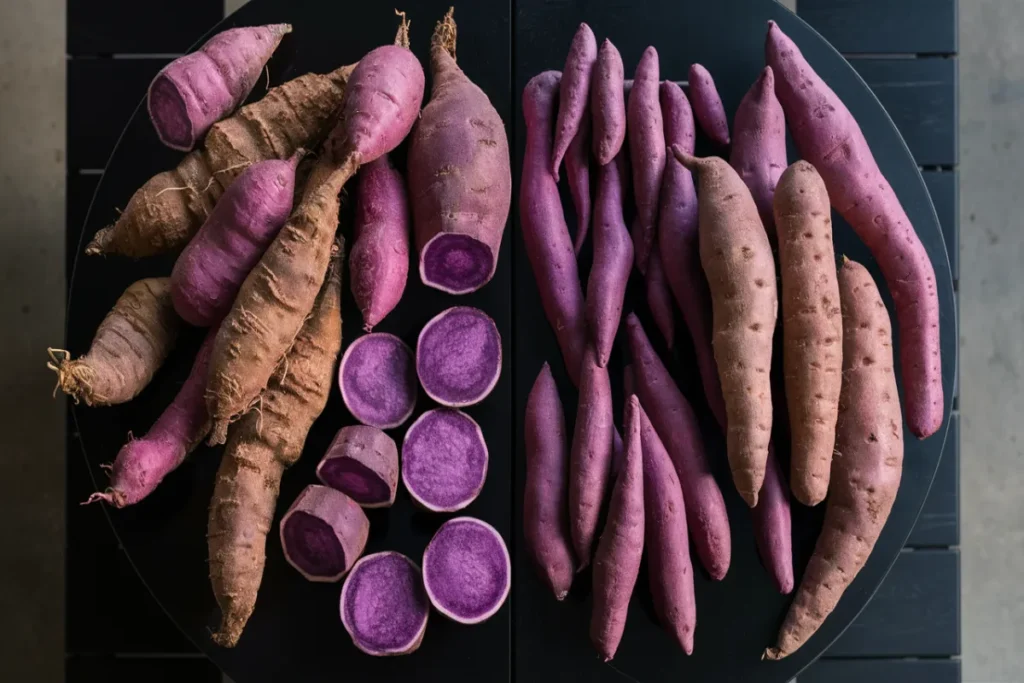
top-left (54, 8), bottom-right (511, 655)
top-left (522, 21), bottom-right (943, 662)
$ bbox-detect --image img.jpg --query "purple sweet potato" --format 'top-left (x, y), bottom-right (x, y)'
top-left (688, 64), bottom-right (730, 146)
top-left (339, 333), bottom-right (417, 430)
top-left (646, 240), bottom-right (676, 349)
top-left (416, 306), bottom-right (501, 408)
top-left (730, 66), bottom-right (787, 241)
top-left (402, 408), bottom-right (488, 512)
top-left (752, 445), bottom-right (794, 594)
top-left (590, 395), bottom-right (645, 662)
top-left (521, 71), bottom-right (587, 386)
top-left (423, 517), bottom-right (510, 624)
top-left (591, 40), bottom-right (626, 166)
top-left (627, 47), bottom-right (665, 274)
top-left (317, 425), bottom-right (398, 508)
top-left (147, 24), bottom-right (291, 151)
top-left (640, 403), bottom-right (696, 654)
top-left (280, 484), bottom-right (369, 582)
top-left (552, 22), bottom-right (598, 178)
top-left (626, 313), bottom-right (731, 579)
top-left (87, 328), bottom-right (216, 508)
top-left (524, 363), bottom-right (575, 599)
top-left (567, 107), bottom-right (593, 255)
top-left (351, 154), bottom-right (410, 331)
top-left (585, 151), bottom-right (633, 368)
top-left (409, 9), bottom-right (511, 295)
top-left (171, 153), bottom-right (300, 327)
top-left (766, 20), bottom-right (942, 438)
top-left (341, 551), bottom-right (429, 656)
top-left (569, 346), bottom-right (614, 568)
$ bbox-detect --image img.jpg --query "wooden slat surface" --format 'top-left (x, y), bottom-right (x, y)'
top-left (908, 412), bottom-right (960, 547)
top-left (924, 170), bottom-right (960, 282)
top-left (67, 0), bottom-right (220, 55)
top-left (66, 655), bottom-right (221, 683)
top-left (798, 0), bottom-right (957, 54)
top-left (802, 658), bottom-right (961, 683)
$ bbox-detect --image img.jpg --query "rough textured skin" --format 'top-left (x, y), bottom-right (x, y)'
top-left (688, 64), bottom-right (730, 146)
top-left (409, 10), bottom-right (511, 295)
top-left (585, 152), bottom-right (633, 368)
top-left (752, 446), bottom-right (794, 594)
top-left (626, 313), bottom-right (731, 579)
top-left (341, 552), bottom-right (429, 656)
top-left (658, 82), bottom-right (726, 425)
top-left (640, 405), bottom-right (695, 654)
top-left (148, 24), bottom-right (292, 151)
top-left (775, 161), bottom-right (843, 506)
top-left (351, 154), bottom-right (410, 331)
top-left (730, 66), bottom-right (787, 241)
top-left (416, 306), bottom-right (501, 407)
top-left (208, 252), bottom-right (342, 647)
top-left (552, 23), bottom-right (597, 178)
top-left (627, 47), bottom-right (665, 274)
top-left (566, 107), bottom-right (592, 255)
top-left (279, 485), bottom-right (370, 581)
top-left (591, 40), bottom-right (626, 166)
top-left (767, 21), bottom-right (942, 439)
top-left (569, 346), bottom-right (614, 568)
top-left (524, 363), bottom-right (575, 599)
top-left (171, 153), bottom-right (300, 326)
top-left (49, 277), bottom-right (180, 406)
top-left (646, 241), bottom-right (676, 349)
top-left (87, 329), bottom-right (215, 508)
top-left (88, 64), bottom-right (354, 258)
top-left (317, 425), bottom-right (398, 508)
top-left (521, 71), bottom-right (586, 386)
top-left (590, 396), bottom-right (644, 662)
top-left (675, 150), bottom-right (777, 508)
top-left (402, 409), bottom-right (488, 512)
top-left (339, 333), bottom-right (417, 430)
top-left (423, 517), bottom-right (510, 624)
top-left (765, 258), bottom-right (904, 660)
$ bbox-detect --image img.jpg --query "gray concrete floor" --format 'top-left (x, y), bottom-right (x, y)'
top-left (0, 0), bottom-right (1018, 681)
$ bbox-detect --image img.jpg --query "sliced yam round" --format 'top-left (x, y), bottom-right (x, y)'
top-left (422, 517), bottom-right (510, 624)
top-left (279, 485), bottom-right (369, 582)
top-left (401, 409), bottom-right (488, 512)
top-left (317, 426), bottom-right (398, 508)
top-left (339, 333), bottom-right (417, 429)
top-left (340, 551), bottom-right (429, 656)
top-left (416, 306), bottom-right (502, 407)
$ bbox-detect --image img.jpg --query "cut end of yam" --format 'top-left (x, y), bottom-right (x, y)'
top-left (148, 73), bottom-right (197, 151)
top-left (416, 306), bottom-right (502, 408)
top-left (280, 485), bottom-right (369, 582)
top-left (341, 551), bottom-right (429, 656)
top-left (419, 233), bottom-right (496, 295)
top-left (339, 333), bottom-right (417, 430)
top-left (317, 425), bottom-right (399, 508)
top-left (423, 517), bottom-right (510, 624)
top-left (402, 408), bottom-right (488, 512)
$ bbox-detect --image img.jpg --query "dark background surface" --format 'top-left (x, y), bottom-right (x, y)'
top-left (65, 0), bottom-right (960, 682)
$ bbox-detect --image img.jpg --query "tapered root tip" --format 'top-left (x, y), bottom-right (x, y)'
top-left (670, 144), bottom-right (699, 170)
top-left (431, 7), bottom-right (457, 59)
top-left (763, 646), bottom-right (785, 661)
top-left (84, 490), bottom-right (126, 508)
top-left (394, 9), bottom-right (411, 47)
top-left (84, 227), bottom-right (114, 256)
top-left (742, 490), bottom-right (759, 508)
top-left (555, 590), bottom-right (568, 601)
top-left (211, 620), bottom-right (243, 648)
top-left (208, 420), bottom-right (229, 446)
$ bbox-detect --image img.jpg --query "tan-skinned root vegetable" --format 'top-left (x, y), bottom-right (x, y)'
top-left (402, 409), bottom-right (488, 512)
top-left (280, 485), bottom-right (370, 581)
top-left (764, 257), bottom-right (904, 660)
top-left (688, 64), bottom-right (730, 146)
top-left (208, 248), bottom-right (342, 647)
top-left (626, 313), bottom-right (731, 579)
top-left (88, 64), bottom-right (355, 258)
top-left (775, 161), bottom-right (843, 505)
top-left (521, 71), bottom-right (587, 386)
top-left (416, 306), bottom-right (501, 408)
top-left (730, 66), bottom-right (787, 241)
top-left (351, 154), bottom-right (410, 331)
top-left (409, 8), bottom-right (511, 295)
top-left (423, 517), bottom-right (511, 624)
top-left (317, 425), bottom-right (398, 508)
top-left (585, 151), bottom-right (633, 368)
top-left (48, 277), bottom-right (180, 406)
top-left (627, 46), bottom-right (665, 274)
top-left (524, 362), bottom-right (575, 599)
top-left (341, 552), bottom-right (429, 656)
top-left (87, 328), bottom-right (216, 508)
top-left (646, 241), bottom-right (676, 349)
top-left (567, 107), bottom-right (592, 255)
top-left (591, 395), bottom-right (644, 662)
top-left (640, 402), bottom-right (695, 654)
top-left (206, 14), bottom-right (424, 444)
top-left (340, 333), bottom-right (417, 429)
top-left (552, 22), bottom-right (597, 178)
top-left (569, 346), bottom-right (614, 568)
top-left (148, 24), bottom-right (291, 151)
top-left (591, 39), bottom-right (626, 166)
top-left (674, 148), bottom-right (777, 507)
top-left (767, 20), bottom-right (942, 438)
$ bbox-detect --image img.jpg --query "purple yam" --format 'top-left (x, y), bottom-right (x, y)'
top-left (688, 63), bottom-right (731, 147)
top-left (339, 333), bottom-right (417, 429)
top-left (416, 306), bottom-right (502, 408)
top-left (340, 551), bottom-right (429, 656)
top-left (279, 485), bottom-right (369, 582)
top-left (402, 409), bottom-right (488, 512)
top-left (147, 24), bottom-right (291, 151)
top-left (317, 426), bottom-right (398, 508)
top-left (423, 517), bottom-right (510, 624)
